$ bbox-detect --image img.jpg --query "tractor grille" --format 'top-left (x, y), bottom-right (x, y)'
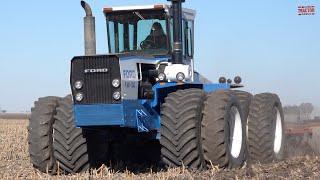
top-left (70, 55), bottom-right (121, 104)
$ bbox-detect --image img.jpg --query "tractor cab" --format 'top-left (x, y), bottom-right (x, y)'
top-left (104, 4), bottom-right (195, 61)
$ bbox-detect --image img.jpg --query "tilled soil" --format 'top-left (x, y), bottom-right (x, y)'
top-left (0, 119), bottom-right (319, 180)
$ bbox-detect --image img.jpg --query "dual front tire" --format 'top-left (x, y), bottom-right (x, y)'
top-left (28, 96), bottom-right (108, 174)
top-left (52, 96), bottom-right (92, 173)
top-left (28, 97), bottom-right (60, 173)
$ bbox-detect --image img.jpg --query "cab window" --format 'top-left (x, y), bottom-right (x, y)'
top-left (106, 10), bottom-right (169, 55)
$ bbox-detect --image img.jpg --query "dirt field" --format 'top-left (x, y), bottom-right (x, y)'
top-left (1, 119), bottom-right (320, 180)
top-left (0, 113), bottom-right (30, 120)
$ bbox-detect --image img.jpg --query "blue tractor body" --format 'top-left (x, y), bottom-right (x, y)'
top-left (72, 55), bottom-right (231, 139)
top-left (74, 81), bottom-right (230, 136)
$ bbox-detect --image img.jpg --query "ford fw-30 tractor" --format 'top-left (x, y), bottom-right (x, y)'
top-left (28, 0), bottom-right (285, 174)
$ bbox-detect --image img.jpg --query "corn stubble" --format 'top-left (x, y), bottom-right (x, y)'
top-left (0, 119), bottom-right (320, 179)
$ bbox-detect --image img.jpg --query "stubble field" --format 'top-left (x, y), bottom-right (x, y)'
top-left (0, 119), bottom-right (320, 180)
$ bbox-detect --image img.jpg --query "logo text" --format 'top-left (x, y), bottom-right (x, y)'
top-left (84, 68), bottom-right (108, 74)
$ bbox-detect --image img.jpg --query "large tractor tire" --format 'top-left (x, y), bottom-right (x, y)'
top-left (160, 89), bottom-right (206, 169)
top-left (52, 95), bottom-right (109, 174)
top-left (233, 90), bottom-right (253, 121)
top-left (202, 90), bottom-right (247, 168)
top-left (28, 96), bottom-right (60, 173)
top-left (247, 93), bottom-right (285, 163)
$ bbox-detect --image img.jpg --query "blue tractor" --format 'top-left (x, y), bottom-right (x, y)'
top-left (28, 0), bottom-right (285, 174)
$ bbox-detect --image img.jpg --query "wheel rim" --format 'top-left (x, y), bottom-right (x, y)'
top-left (52, 128), bottom-right (55, 142)
top-left (230, 106), bottom-right (243, 158)
top-left (274, 108), bottom-right (283, 154)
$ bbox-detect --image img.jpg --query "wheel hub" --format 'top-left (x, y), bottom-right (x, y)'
top-left (230, 106), bottom-right (243, 158)
top-left (274, 108), bottom-right (283, 154)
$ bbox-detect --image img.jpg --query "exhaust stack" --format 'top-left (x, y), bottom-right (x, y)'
top-left (81, 1), bottom-right (96, 55)
top-left (168, 0), bottom-right (185, 64)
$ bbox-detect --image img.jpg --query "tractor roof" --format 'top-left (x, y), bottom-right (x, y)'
top-left (103, 4), bottom-right (196, 21)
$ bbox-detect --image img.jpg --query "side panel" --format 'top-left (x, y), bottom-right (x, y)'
top-left (150, 82), bottom-right (230, 112)
top-left (118, 56), bottom-right (168, 100)
top-left (119, 61), bottom-right (139, 100)
top-left (74, 100), bottom-right (160, 133)
top-left (150, 82), bottom-right (203, 112)
top-left (74, 104), bottom-right (124, 126)
top-left (122, 100), bottom-right (160, 132)
top-left (203, 83), bottom-right (230, 93)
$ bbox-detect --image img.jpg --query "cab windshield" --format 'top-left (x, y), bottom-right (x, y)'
top-left (106, 10), bottom-right (169, 56)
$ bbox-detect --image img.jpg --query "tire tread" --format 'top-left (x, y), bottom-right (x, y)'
top-left (160, 89), bottom-right (205, 169)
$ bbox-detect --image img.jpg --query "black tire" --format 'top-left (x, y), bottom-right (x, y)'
top-left (247, 93), bottom-right (285, 163)
top-left (160, 89), bottom-right (206, 169)
top-left (28, 96), bottom-right (60, 173)
top-left (53, 95), bottom-right (109, 174)
top-left (233, 90), bottom-right (253, 121)
top-left (202, 90), bottom-right (246, 168)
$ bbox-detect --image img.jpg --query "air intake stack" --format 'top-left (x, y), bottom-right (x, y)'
top-left (168, 0), bottom-right (185, 64)
top-left (81, 1), bottom-right (96, 55)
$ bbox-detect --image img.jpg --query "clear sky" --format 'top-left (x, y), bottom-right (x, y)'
top-left (0, 0), bottom-right (319, 112)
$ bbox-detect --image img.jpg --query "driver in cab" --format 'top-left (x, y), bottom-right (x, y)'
top-left (141, 22), bottom-right (168, 50)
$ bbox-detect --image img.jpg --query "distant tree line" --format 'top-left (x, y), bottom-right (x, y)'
top-left (283, 103), bottom-right (314, 122)
top-left (0, 107), bottom-right (6, 113)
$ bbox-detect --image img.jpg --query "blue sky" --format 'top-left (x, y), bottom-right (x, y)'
top-left (0, 0), bottom-right (319, 112)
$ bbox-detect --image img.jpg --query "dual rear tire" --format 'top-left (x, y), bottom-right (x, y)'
top-left (160, 89), bottom-right (285, 169)
top-left (160, 89), bottom-right (247, 169)
top-left (247, 93), bottom-right (285, 163)
top-left (202, 90), bottom-right (247, 168)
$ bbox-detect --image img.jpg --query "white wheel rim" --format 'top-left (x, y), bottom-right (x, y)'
top-left (274, 108), bottom-right (283, 154)
top-left (230, 107), bottom-right (243, 158)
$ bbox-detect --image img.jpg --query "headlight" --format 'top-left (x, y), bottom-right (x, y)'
top-left (234, 76), bottom-right (242, 84)
top-left (112, 79), bottom-right (120, 88)
top-left (75, 93), bottom-right (84, 102)
top-left (158, 73), bottom-right (166, 81)
top-left (113, 91), bottom-right (121, 101)
top-left (219, 77), bottom-right (227, 84)
top-left (176, 72), bottom-right (185, 81)
top-left (74, 81), bottom-right (83, 90)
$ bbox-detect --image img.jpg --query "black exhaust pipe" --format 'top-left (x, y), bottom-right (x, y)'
top-left (168, 0), bottom-right (185, 64)
top-left (81, 1), bottom-right (96, 55)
